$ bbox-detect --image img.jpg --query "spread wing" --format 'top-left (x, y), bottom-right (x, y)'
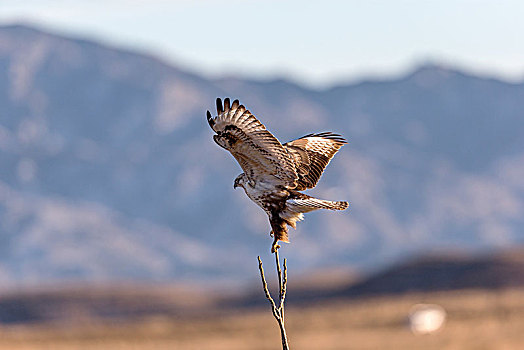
top-left (283, 132), bottom-right (347, 191)
top-left (207, 98), bottom-right (298, 187)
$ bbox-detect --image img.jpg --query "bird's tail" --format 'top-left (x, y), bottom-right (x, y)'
top-left (280, 196), bottom-right (348, 229)
top-left (288, 197), bottom-right (349, 212)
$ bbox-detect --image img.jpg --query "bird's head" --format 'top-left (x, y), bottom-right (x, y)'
top-left (234, 173), bottom-right (247, 189)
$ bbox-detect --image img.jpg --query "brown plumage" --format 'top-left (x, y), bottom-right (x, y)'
top-left (207, 98), bottom-right (348, 252)
top-left (284, 132), bottom-right (347, 190)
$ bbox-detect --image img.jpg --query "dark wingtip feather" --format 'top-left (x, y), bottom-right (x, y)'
top-left (223, 97), bottom-right (231, 112)
top-left (322, 132), bottom-right (347, 144)
top-left (216, 98), bottom-right (223, 114)
top-left (303, 131), bottom-right (348, 144)
top-left (334, 134), bottom-right (348, 144)
top-left (325, 132), bottom-right (348, 144)
top-left (231, 99), bottom-right (240, 109)
top-left (206, 110), bottom-right (215, 128)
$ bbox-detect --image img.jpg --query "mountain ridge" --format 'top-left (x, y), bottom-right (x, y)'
top-left (4, 23), bottom-right (521, 91)
top-left (1, 24), bottom-right (523, 287)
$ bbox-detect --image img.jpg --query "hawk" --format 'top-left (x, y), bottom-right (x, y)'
top-left (207, 98), bottom-right (348, 252)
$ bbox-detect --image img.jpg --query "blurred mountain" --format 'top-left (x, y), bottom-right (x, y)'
top-left (3, 248), bottom-right (524, 325)
top-left (0, 284), bottom-right (214, 324)
top-left (338, 248), bottom-right (524, 297)
top-left (235, 247), bottom-right (524, 307)
top-left (1, 24), bottom-right (524, 287)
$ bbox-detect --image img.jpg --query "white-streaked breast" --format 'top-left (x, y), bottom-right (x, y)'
top-left (241, 180), bottom-right (287, 212)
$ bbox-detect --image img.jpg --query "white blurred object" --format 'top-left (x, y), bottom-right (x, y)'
top-left (408, 304), bottom-right (446, 335)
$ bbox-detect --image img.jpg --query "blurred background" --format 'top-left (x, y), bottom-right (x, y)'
top-left (1, 1), bottom-right (524, 349)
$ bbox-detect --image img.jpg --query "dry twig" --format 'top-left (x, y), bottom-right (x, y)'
top-left (258, 248), bottom-right (289, 349)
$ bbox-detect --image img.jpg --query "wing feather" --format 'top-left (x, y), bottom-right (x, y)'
top-left (207, 98), bottom-right (298, 187)
top-left (283, 132), bottom-right (347, 190)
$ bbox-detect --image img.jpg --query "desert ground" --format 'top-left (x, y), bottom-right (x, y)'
top-left (1, 288), bottom-right (524, 349)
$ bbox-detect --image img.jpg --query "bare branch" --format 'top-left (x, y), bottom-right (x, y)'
top-left (258, 256), bottom-right (279, 320)
top-left (280, 258), bottom-right (288, 315)
top-left (276, 250), bottom-right (283, 300)
top-left (257, 250), bottom-right (290, 350)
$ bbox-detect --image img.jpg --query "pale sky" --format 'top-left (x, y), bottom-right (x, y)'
top-left (1, 0), bottom-right (523, 87)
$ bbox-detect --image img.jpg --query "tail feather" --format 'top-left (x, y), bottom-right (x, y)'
top-left (280, 196), bottom-right (348, 230)
top-left (288, 197), bottom-right (349, 212)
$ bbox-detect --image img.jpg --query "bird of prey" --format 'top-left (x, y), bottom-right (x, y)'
top-left (207, 98), bottom-right (348, 252)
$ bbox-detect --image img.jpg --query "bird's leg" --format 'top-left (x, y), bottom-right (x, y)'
top-left (271, 236), bottom-right (281, 253)
top-left (269, 214), bottom-right (281, 253)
